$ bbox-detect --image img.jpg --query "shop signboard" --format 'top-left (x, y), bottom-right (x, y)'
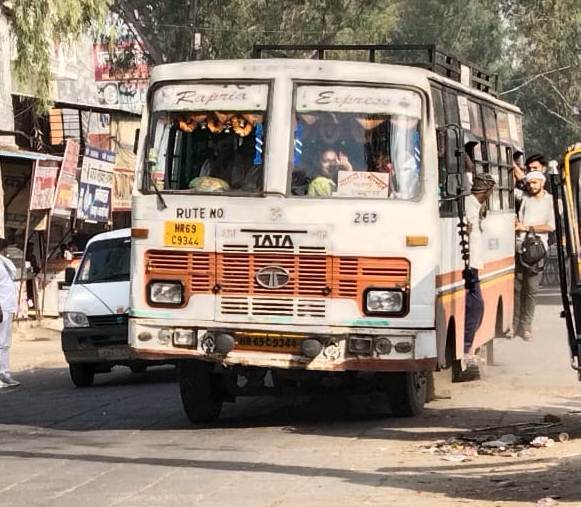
top-left (30, 160), bottom-right (59, 210)
top-left (53, 139), bottom-right (80, 218)
top-left (77, 146), bottom-right (115, 223)
top-left (112, 168), bottom-right (134, 211)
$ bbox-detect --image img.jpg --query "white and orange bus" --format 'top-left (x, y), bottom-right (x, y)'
top-left (126, 45), bottom-right (522, 422)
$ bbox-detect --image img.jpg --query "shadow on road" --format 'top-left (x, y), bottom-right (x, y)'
top-left (2, 365), bottom-right (581, 442)
top-left (0, 444), bottom-right (578, 503)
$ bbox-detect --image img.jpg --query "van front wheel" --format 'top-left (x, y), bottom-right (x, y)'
top-left (385, 372), bottom-right (427, 417)
top-left (178, 360), bottom-right (223, 424)
top-left (69, 364), bottom-right (95, 387)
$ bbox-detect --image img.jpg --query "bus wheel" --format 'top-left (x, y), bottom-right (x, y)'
top-left (178, 360), bottom-right (223, 424)
top-left (386, 372), bottom-right (426, 417)
top-left (69, 364), bottom-right (95, 388)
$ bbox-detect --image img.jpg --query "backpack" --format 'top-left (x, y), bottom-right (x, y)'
top-left (519, 230), bottom-right (547, 272)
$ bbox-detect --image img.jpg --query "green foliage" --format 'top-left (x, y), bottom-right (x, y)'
top-left (500, 0), bottom-right (581, 156)
top-left (9, 0), bottom-right (110, 111)
top-left (113, 0), bottom-right (392, 63)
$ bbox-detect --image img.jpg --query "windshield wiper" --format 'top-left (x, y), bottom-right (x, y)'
top-left (147, 162), bottom-right (167, 210)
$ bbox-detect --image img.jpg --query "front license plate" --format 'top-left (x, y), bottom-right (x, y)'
top-left (164, 221), bottom-right (204, 248)
top-left (235, 334), bottom-right (302, 354)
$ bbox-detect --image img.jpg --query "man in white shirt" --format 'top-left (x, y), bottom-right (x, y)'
top-left (464, 173), bottom-right (496, 357)
top-left (513, 171), bottom-right (555, 341)
top-left (0, 239), bottom-right (20, 387)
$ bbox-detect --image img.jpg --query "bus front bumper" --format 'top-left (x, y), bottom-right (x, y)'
top-left (129, 319), bottom-right (437, 373)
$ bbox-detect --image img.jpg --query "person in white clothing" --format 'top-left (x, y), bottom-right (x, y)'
top-left (0, 239), bottom-right (20, 387)
top-left (513, 171), bottom-right (555, 341)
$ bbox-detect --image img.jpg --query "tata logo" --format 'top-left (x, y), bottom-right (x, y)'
top-left (252, 233), bottom-right (294, 249)
top-left (255, 266), bottom-right (290, 289)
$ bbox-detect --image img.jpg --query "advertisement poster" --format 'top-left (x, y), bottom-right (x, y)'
top-left (112, 168), bottom-right (134, 211)
top-left (30, 160), bottom-right (59, 210)
top-left (77, 146), bottom-right (115, 223)
top-left (53, 139), bottom-right (80, 218)
top-left (93, 42), bottom-right (149, 111)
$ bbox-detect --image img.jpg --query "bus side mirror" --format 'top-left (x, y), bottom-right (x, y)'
top-left (133, 128), bottom-right (141, 155)
top-left (64, 267), bottom-right (76, 286)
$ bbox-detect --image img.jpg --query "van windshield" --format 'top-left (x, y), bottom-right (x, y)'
top-left (76, 238), bottom-right (131, 284)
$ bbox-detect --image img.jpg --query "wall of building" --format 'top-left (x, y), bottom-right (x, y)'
top-left (0, 12), bottom-right (15, 148)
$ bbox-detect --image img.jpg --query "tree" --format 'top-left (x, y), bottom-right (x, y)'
top-left (112, 0), bottom-right (394, 64)
top-left (3, 0), bottom-right (110, 110)
top-left (499, 0), bottom-right (581, 156)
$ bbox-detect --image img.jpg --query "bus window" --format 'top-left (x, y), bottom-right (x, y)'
top-left (146, 83), bottom-right (269, 194)
top-left (482, 106), bottom-right (498, 141)
top-left (443, 90), bottom-right (460, 126)
top-left (431, 87), bottom-right (445, 127)
top-left (468, 101), bottom-right (484, 138)
top-left (290, 85), bottom-right (422, 200)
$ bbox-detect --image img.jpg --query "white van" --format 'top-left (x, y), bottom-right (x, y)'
top-left (61, 228), bottom-right (152, 387)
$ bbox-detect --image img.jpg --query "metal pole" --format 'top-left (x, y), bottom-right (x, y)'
top-left (40, 209), bottom-right (53, 318)
top-left (17, 208), bottom-right (32, 325)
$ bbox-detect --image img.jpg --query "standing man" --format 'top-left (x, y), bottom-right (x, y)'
top-left (513, 171), bottom-right (555, 341)
top-left (0, 239), bottom-right (19, 387)
top-left (464, 173), bottom-right (496, 359)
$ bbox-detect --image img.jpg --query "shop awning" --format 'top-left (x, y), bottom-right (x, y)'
top-left (0, 149), bottom-right (62, 162)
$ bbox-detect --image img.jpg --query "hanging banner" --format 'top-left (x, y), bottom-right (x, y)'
top-left (112, 168), bottom-right (134, 211)
top-left (30, 160), bottom-right (59, 210)
top-left (77, 146), bottom-right (115, 223)
top-left (53, 139), bottom-right (80, 218)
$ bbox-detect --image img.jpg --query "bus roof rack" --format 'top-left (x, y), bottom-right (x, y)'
top-left (252, 44), bottom-right (498, 96)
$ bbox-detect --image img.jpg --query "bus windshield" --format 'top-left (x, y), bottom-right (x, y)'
top-left (147, 83), bottom-right (268, 194)
top-left (291, 85), bottom-right (422, 199)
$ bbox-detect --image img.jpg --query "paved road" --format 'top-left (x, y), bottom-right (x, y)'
top-left (1, 290), bottom-right (581, 506)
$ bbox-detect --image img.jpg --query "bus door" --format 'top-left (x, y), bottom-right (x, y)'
top-left (551, 146), bottom-right (581, 379)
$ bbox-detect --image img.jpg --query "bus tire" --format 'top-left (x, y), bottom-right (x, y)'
top-left (69, 363), bottom-right (95, 388)
top-left (178, 360), bottom-right (223, 424)
top-left (386, 372), bottom-right (426, 417)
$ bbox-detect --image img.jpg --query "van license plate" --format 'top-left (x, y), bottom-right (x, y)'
top-left (164, 221), bottom-right (204, 248)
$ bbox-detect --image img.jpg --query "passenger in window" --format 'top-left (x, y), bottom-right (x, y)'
top-left (370, 151), bottom-right (395, 196)
top-left (307, 149), bottom-right (353, 197)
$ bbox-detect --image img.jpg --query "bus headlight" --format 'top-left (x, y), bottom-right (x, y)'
top-left (364, 289), bottom-right (405, 315)
top-left (63, 312), bottom-right (89, 328)
top-left (148, 281), bottom-right (184, 305)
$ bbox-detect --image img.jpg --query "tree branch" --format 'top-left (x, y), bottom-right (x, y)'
top-left (536, 100), bottom-right (581, 131)
top-left (500, 65), bottom-right (572, 96)
top-left (113, 1), bottom-right (165, 64)
top-left (541, 75), bottom-right (575, 112)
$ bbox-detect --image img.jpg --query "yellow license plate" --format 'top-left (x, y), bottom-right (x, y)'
top-left (164, 221), bottom-right (205, 248)
top-left (234, 333), bottom-right (302, 354)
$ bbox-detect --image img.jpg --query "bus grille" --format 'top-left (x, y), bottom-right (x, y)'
top-left (220, 297), bottom-right (327, 319)
top-left (145, 251), bottom-right (410, 318)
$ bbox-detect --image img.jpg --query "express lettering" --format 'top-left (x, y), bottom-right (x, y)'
top-left (252, 234), bottom-right (294, 249)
